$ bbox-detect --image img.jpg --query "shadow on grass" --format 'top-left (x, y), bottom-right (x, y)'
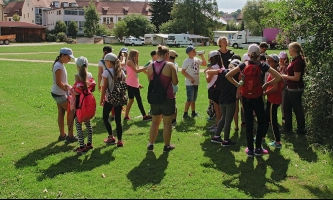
top-left (174, 117), bottom-right (196, 133)
top-left (303, 185), bottom-right (333, 199)
top-left (15, 141), bottom-right (74, 168)
top-left (36, 146), bottom-right (115, 181)
top-left (127, 151), bottom-right (169, 190)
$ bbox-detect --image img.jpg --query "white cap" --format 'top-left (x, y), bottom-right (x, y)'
top-left (242, 53), bottom-right (250, 62)
top-left (209, 50), bottom-right (220, 59)
top-left (75, 56), bottom-right (88, 67)
top-left (279, 51), bottom-right (287, 59)
top-left (248, 44), bottom-right (260, 56)
top-left (60, 47), bottom-right (75, 59)
top-left (104, 53), bottom-right (118, 62)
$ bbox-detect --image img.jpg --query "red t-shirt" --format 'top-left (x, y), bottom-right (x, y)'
top-left (286, 55), bottom-right (305, 89)
top-left (266, 74), bottom-right (284, 105)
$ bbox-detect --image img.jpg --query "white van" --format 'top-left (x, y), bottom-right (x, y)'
top-left (167, 34), bottom-right (192, 47)
top-left (144, 34), bottom-right (154, 45)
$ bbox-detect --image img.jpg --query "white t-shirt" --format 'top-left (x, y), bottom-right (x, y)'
top-left (172, 62), bottom-right (179, 93)
top-left (98, 59), bottom-right (106, 71)
top-left (51, 61), bottom-right (68, 95)
top-left (207, 64), bottom-right (220, 89)
top-left (102, 68), bottom-right (126, 102)
top-left (182, 57), bottom-right (202, 86)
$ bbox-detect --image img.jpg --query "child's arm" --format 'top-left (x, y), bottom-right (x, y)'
top-left (198, 54), bottom-right (207, 67)
top-left (181, 68), bottom-right (195, 83)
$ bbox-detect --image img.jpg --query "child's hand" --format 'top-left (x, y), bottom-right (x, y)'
top-left (100, 100), bottom-right (104, 106)
top-left (139, 84), bottom-right (143, 89)
top-left (191, 78), bottom-right (195, 84)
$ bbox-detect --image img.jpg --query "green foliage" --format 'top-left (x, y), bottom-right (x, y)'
top-left (67, 21), bottom-right (78, 37)
top-left (54, 21), bottom-right (67, 34)
top-left (46, 33), bottom-right (56, 42)
top-left (226, 20), bottom-right (238, 31)
top-left (149, 0), bottom-right (174, 33)
top-left (123, 14), bottom-right (155, 38)
top-left (242, 0), bottom-right (267, 35)
top-left (56, 32), bottom-right (67, 42)
top-left (112, 20), bottom-right (128, 40)
top-left (83, 0), bottom-right (100, 37)
top-left (95, 24), bottom-right (112, 36)
top-left (12, 13), bottom-right (20, 22)
top-left (159, 19), bottom-right (187, 34)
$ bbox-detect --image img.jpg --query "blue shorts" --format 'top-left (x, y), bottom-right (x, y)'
top-left (51, 92), bottom-right (67, 104)
top-left (186, 85), bottom-right (198, 102)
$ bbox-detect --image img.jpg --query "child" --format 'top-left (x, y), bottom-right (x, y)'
top-left (262, 54), bottom-right (284, 148)
top-left (207, 59), bottom-right (241, 146)
top-left (100, 53), bottom-right (126, 147)
top-left (181, 45), bottom-right (207, 118)
top-left (124, 49), bottom-right (152, 121)
top-left (72, 56), bottom-right (95, 153)
top-left (51, 47), bottom-right (77, 143)
top-left (278, 51), bottom-right (289, 125)
top-left (225, 44), bottom-right (282, 157)
top-left (118, 47), bottom-right (128, 74)
top-left (169, 50), bottom-right (179, 127)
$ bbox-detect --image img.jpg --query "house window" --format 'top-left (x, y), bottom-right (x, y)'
top-left (9, 18), bottom-right (11, 21)
top-left (110, 17), bottom-right (113, 22)
top-left (103, 17), bottom-right (107, 23)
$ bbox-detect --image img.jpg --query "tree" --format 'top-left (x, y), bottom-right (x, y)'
top-left (12, 14), bottom-right (20, 22)
top-left (149, 0), bottom-right (174, 33)
top-left (67, 21), bottom-right (78, 37)
top-left (112, 20), bottom-right (128, 41)
top-left (242, 0), bottom-right (267, 35)
top-left (230, 9), bottom-right (241, 19)
top-left (54, 21), bottom-right (67, 34)
top-left (168, 0), bottom-right (220, 36)
top-left (83, 0), bottom-right (100, 37)
top-left (123, 14), bottom-right (155, 38)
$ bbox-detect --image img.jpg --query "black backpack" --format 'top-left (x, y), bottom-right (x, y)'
top-left (147, 62), bottom-right (169, 104)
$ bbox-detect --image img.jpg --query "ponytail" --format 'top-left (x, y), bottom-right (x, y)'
top-left (78, 65), bottom-right (88, 90)
top-left (52, 55), bottom-right (61, 71)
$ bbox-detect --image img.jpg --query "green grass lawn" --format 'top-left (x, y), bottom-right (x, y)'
top-left (0, 43), bottom-right (332, 198)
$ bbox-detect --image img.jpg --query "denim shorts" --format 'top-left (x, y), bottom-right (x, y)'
top-left (186, 85), bottom-right (198, 102)
top-left (51, 92), bottom-right (67, 104)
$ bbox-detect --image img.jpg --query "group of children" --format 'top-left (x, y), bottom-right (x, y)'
top-left (51, 38), bottom-right (306, 156)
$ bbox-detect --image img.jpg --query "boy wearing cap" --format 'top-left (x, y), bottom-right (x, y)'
top-left (169, 50), bottom-right (179, 126)
top-left (51, 47), bottom-right (77, 143)
top-left (181, 45), bottom-right (207, 119)
top-left (225, 44), bottom-right (282, 157)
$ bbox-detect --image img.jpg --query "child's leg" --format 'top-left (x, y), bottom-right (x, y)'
top-left (75, 117), bottom-right (85, 148)
top-left (234, 98), bottom-right (239, 130)
top-left (271, 103), bottom-right (281, 142)
top-left (242, 97), bottom-right (255, 151)
top-left (84, 120), bottom-right (93, 145)
top-left (114, 106), bottom-right (123, 141)
top-left (262, 100), bottom-right (271, 139)
top-left (253, 98), bottom-right (265, 149)
top-left (223, 102), bottom-right (236, 141)
top-left (215, 103), bottom-right (226, 137)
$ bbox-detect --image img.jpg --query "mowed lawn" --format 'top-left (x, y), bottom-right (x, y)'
top-left (0, 43), bottom-right (332, 199)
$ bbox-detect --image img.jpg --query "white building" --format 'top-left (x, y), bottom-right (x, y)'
top-left (0, 0), bottom-right (4, 21)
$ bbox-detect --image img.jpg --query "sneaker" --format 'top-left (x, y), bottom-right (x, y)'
top-left (163, 144), bottom-right (175, 152)
top-left (254, 148), bottom-right (269, 156)
top-left (117, 141), bottom-right (124, 147)
top-left (85, 144), bottom-right (94, 150)
top-left (221, 140), bottom-right (236, 147)
top-left (245, 148), bottom-right (254, 157)
top-left (211, 136), bottom-right (223, 144)
top-left (210, 127), bottom-right (218, 133)
top-left (183, 113), bottom-right (189, 119)
top-left (124, 116), bottom-right (131, 121)
top-left (74, 146), bottom-right (87, 154)
top-left (269, 141), bottom-right (282, 149)
top-left (65, 135), bottom-right (78, 143)
top-left (208, 124), bottom-right (217, 129)
top-left (147, 144), bottom-right (154, 151)
top-left (143, 115), bottom-right (152, 121)
top-left (103, 136), bottom-right (116, 144)
top-left (58, 134), bottom-right (66, 141)
top-left (191, 112), bottom-right (198, 118)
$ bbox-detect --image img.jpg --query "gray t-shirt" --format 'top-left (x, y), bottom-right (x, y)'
top-left (51, 61), bottom-right (68, 95)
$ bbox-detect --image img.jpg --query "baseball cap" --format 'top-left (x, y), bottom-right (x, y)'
top-left (228, 54), bottom-right (241, 62)
top-left (186, 45), bottom-right (196, 54)
top-left (103, 46), bottom-right (112, 53)
top-left (279, 51), bottom-right (287, 59)
top-left (209, 50), bottom-right (220, 59)
top-left (242, 53), bottom-right (250, 62)
top-left (75, 56), bottom-right (88, 67)
top-left (104, 53), bottom-right (118, 61)
top-left (267, 54), bottom-right (280, 62)
top-left (169, 50), bottom-right (178, 58)
top-left (60, 47), bottom-right (75, 59)
top-left (121, 47), bottom-right (128, 53)
top-left (248, 44), bottom-right (260, 56)
top-left (229, 59), bottom-right (241, 69)
top-left (260, 53), bottom-right (267, 61)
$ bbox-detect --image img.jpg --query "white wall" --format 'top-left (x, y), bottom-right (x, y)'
top-left (21, 0), bottom-right (35, 24)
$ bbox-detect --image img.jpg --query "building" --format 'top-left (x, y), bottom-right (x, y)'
top-left (0, 0), bottom-right (4, 21)
top-left (3, 1), bottom-right (24, 22)
top-left (0, 21), bottom-right (47, 42)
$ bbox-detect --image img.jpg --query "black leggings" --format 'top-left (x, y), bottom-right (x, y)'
top-left (262, 101), bottom-right (281, 142)
top-left (102, 101), bottom-right (123, 140)
top-left (127, 85), bottom-right (147, 116)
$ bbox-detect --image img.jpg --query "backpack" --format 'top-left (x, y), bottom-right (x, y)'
top-left (106, 70), bottom-right (128, 106)
top-left (240, 63), bottom-right (263, 98)
top-left (147, 62), bottom-right (169, 104)
top-left (75, 81), bottom-right (96, 123)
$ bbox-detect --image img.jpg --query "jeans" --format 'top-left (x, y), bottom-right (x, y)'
top-left (242, 96), bottom-right (265, 151)
top-left (283, 90), bottom-right (305, 131)
top-left (215, 102), bottom-right (236, 141)
top-left (262, 101), bottom-right (281, 142)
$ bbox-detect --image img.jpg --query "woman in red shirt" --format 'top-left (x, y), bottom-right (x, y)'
top-left (281, 42), bottom-right (306, 134)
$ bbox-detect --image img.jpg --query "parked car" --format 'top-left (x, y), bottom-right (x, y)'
top-left (124, 37), bottom-right (145, 46)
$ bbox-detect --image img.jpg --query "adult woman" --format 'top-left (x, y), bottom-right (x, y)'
top-left (51, 47), bottom-right (77, 142)
top-left (146, 45), bottom-right (178, 152)
top-left (281, 42), bottom-right (306, 134)
top-left (217, 36), bottom-right (234, 69)
top-left (124, 49), bottom-right (152, 121)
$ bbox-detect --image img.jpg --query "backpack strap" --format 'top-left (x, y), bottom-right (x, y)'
top-left (106, 69), bottom-right (114, 93)
top-left (100, 59), bottom-right (106, 70)
top-left (152, 61), bottom-right (171, 90)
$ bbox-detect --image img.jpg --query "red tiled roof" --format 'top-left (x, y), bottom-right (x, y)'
top-left (0, 21), bottom-right (47, 28)
top-left (76, 0), bottom-right (151, 15)
top-left (4, 1), bottom-right (24, 17)
top-left (31, 0), bottom-right (76, 8)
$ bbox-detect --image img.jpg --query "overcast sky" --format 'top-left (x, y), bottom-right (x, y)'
top-left (216, 0), bottom-right (247, 13)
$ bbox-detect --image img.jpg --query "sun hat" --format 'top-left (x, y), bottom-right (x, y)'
top-left (75, 56), bottom-right (88, 67)
top-left (248, 44), bottom-right (260, 55)
top-left (104, 53), bottom-right (118, 61)
top-left (169, 50), bottom-right (178, 58)
top-left (60, 47), bottom-right (75, 59)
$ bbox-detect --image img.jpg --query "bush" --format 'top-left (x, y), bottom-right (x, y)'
top-left (46, 33), bottom-right (56, 42)
top-left (56, 32), bottom-right (67, 42)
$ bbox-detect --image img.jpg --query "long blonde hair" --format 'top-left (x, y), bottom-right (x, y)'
top-left (127, 49), bottom-right (139, 67)
top-left (111, 59), bottom-right (122, 81)
top-left (289, 42), bottom-right (306, 65)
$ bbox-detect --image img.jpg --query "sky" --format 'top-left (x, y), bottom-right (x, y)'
top-left (216, 0), bottom-right (247, 13)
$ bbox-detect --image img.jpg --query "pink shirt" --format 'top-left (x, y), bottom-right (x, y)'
top-left (150, 61), bottom-right (174, 99)
top-left (126, 63), bottom-right (139, 88)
